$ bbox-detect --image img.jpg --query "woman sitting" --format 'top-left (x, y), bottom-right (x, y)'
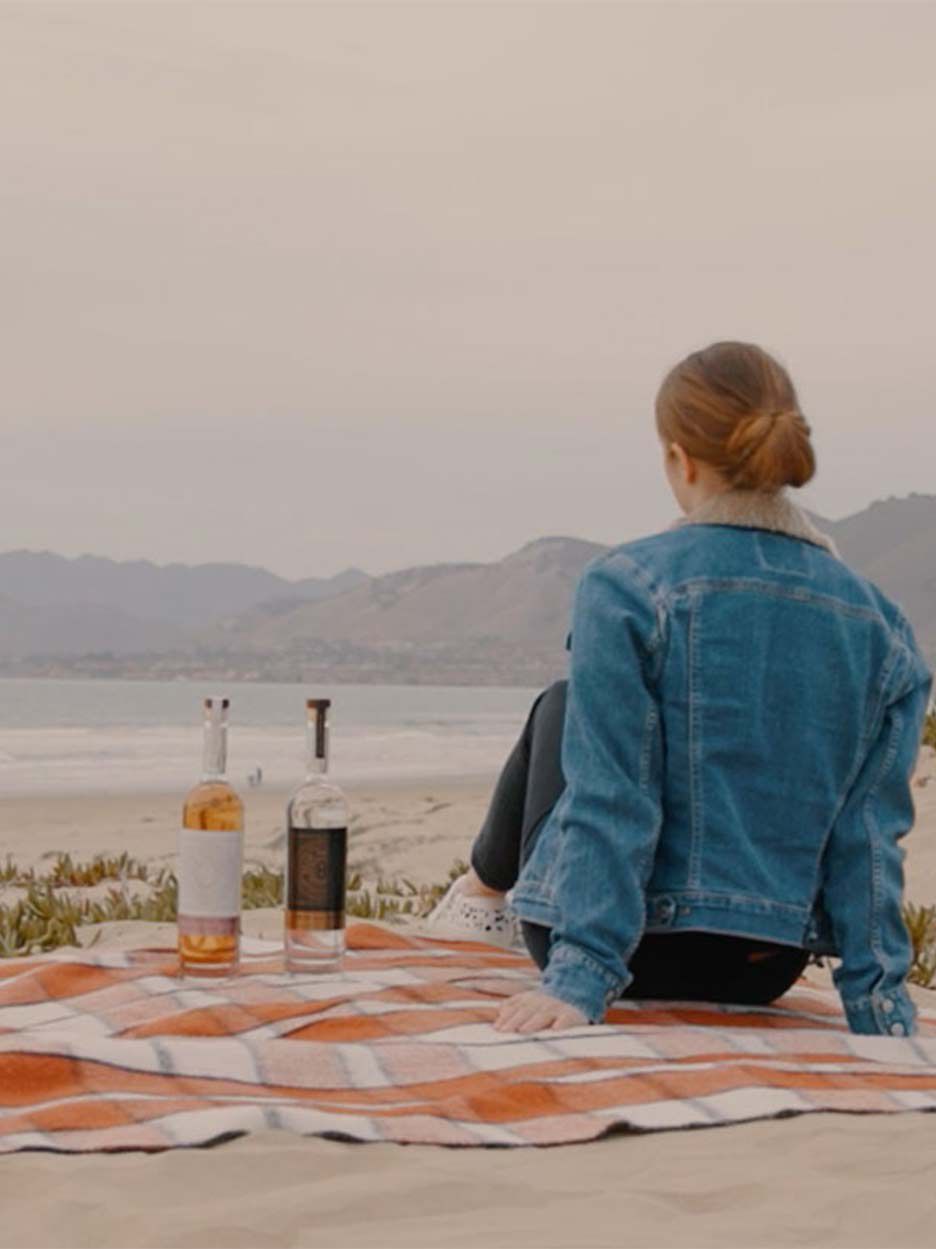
top-left (428, 340), bottom-right (933, 1037)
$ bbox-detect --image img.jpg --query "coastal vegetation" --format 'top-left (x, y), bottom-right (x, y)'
top-left (923, 706), bottom-right (936, 750)
top-left (1, 853), bottom-right (934, 993)
top-left (0, 853), bottom-right (466, 961)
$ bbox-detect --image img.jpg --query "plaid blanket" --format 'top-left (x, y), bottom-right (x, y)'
top-left (2, 922), bottom-right (936, 1152)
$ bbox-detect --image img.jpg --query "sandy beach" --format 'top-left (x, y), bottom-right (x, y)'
top-left (1, 748), bottom-right (935, 1249)
top-left (0, 775), bottom-right (492, 888)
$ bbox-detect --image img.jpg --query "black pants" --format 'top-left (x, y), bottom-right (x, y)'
top-left (470, 680), bottom-right (810, 1006)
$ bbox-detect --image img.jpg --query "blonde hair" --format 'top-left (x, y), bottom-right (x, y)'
top-left (655, 341), bottom-right (816, 491)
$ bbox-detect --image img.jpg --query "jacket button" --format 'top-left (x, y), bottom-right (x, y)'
top-left (655, 897), bottom-right (676, 926)
top-left (882, 998), bottom-right (895, 1013)
top-left (889, 1021), bottom-right (907, 1036)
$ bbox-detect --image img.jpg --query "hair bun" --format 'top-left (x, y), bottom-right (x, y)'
top-left (654, 341), bottom-right (817, 492)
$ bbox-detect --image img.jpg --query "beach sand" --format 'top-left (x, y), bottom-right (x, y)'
top-left (1, 748), bottom-right (935, 1248)
top-left (0, 776), bottom-right (491, 887)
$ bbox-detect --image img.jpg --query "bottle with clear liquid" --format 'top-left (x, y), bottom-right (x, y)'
top-left (285, 699), bottom-right (349, 972)
top-left (178, 697), bottom-right (244, 977)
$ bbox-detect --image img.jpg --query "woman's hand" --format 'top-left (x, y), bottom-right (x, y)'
top-left (494, 989), bottom-right (588, 1033)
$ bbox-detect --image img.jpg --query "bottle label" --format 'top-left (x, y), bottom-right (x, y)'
top-left (287, 827), bottom-right (347, 913)
top-left (177, 827), bottom-right (243, 918)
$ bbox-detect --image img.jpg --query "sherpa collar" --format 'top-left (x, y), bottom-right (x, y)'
top-left (668, 488), bottom-right (842, 559)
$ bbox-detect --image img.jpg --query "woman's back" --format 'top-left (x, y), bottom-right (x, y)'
top-left (640, 488), bottom-right (914, 915)
top-left (511, 489), bottom-right (932, 1034)
top-left (451, 341), bottom-right (934, 1037)
top-left (509, 342), bottom-right (933, 1035)
top-left (624, 487), bottom-right (924, 903)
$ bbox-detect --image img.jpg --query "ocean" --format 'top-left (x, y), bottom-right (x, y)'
top-left (0, 679), bottom-right (540, 796)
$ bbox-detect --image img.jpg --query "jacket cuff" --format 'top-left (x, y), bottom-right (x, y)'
top-left (840, 985), bottom-right (918, 1036)
top-left (540, 939), bottom-right (626, 1024)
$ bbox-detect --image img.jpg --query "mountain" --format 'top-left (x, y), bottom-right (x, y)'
top-left (181, 536), bottom-right (606, 686)
top-left (805, 492), bottom-right (936, 654)
top-left (806, 493), bottom-right (936, 569)
top-left (216, 499), bottom-right (935, 679)
top-left (0, 551), bottom-right (369, 629)
top-left (0, 594), bottom-right (183, 660)
top-left (232, 537), bottom-right (607, 651)
top-left (1, 492), bottom-right (933, 683)
top-left (0, 552), bottom-right (369, 660)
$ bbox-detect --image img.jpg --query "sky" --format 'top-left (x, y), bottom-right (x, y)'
top-left (3, 1), bottom-right (935, 580)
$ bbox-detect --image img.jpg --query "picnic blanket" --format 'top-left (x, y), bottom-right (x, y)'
top-left (2, 922), bottom-right (936, 1152)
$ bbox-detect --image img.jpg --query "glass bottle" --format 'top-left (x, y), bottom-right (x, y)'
top-left (178, 697), bottom-right (244, 977)
top-left (285, 698), bottom-right (349, 972)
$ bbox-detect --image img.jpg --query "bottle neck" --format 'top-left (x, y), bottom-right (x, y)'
top-left (305, 706), bottom-right (329, 779)
top-left (201, 702), bottom-right (229, 781)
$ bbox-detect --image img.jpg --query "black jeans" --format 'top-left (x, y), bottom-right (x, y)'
top-left (471, 680), bottom-right (810, 1006)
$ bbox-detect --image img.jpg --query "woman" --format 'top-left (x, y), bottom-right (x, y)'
top-left (427, 341), bottom-right (933, 1037)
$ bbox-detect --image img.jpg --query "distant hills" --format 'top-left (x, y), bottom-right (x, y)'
top-left (0, 551), bottom-right (367, 658)
top-left (2, 492), bottom-right (933, 685)
top-left (804, 494), bottom-right (936, 643)
top-left (216, 537), bottom-right (607, 650)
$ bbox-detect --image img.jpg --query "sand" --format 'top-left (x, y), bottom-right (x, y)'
top-left (2, 748), bottom-right (935, 1249)
top-left (4, 1114), bottom-right (936, 1249)
top-left (0, 776), bottom-right (491, 887)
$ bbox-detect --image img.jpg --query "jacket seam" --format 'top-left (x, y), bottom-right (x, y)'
top-left (664, 579), bottom-right (891, 625)
top-left (606, 552), bottom-right (668, 656)
top-left (647, 889), bottom-right (811, 916)
top-left (688, 589), bottom-right (703, 888)
top-left (636, 702), bottom-right (664, 879)
top-left (863, 689), bottom-right (906, 968)
top-left (804, 633), bottom-right (908, 909)
top-left (891, 615), bottom-right (933, 695)
top-left (638, 702), bottom-right (657, 792)
top-left (548, 943), bottom-right (621, 987)
top-left (840, 987), bottom-right (914, 1009)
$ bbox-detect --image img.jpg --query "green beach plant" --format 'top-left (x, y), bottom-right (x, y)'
top-left (5, 852), bottom-right (933, 990)
top-left (905, 901), bottom-right (936, 989)
top-left (0, 855), bottom-right (471, 959)
top-left (923, 706), bottom-right (936, 752)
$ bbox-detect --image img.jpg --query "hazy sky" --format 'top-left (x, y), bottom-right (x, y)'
top-left (3, 2), bottom-right (935, 579)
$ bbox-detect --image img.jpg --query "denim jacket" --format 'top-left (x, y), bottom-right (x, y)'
top-left (509, 487), bottom-right (934, 1036)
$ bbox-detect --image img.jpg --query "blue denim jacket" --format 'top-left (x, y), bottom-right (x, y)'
top-left (509, 488), bottom-right (934, 1036)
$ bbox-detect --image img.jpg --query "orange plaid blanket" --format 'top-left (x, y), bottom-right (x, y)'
top-left (2, 923), bottom-right (936, 1152)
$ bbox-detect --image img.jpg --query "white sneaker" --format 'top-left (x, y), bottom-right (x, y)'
top-left (422, 875), bottom-right (519, 950)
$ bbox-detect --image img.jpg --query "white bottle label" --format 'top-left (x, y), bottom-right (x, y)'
top-left (177, 827), bottom-right (243, 918)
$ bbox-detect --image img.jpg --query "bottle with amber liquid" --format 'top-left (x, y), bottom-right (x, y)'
top-left (178, 697), bottom-right (244, 977)
top-left (285, 698), bottom-right (349, 972)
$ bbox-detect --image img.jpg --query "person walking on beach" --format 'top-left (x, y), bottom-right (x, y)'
top-left (426, 340), bottom-right (934, 1037)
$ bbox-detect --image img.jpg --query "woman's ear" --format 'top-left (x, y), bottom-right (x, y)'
top-left (669, 440), bottom-right (696, 486)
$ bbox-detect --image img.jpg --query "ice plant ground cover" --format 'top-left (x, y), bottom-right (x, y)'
top-left (0, 855), bottom-right (466, 959)
top-left (3, 923), bottom-right (936, 1152)
top-left (1, 853), bottom-right (935, 989)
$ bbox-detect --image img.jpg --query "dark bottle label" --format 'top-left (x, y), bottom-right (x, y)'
top-left (287, 826), bottom-right (347, 914)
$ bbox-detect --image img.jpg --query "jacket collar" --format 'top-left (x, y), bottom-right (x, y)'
top-left (668, 488), bottom-right (842, 559)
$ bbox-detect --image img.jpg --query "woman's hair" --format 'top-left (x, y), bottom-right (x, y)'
top-left (654, 341), bottom-right (816, 491)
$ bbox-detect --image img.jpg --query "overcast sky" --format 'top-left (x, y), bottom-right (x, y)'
top-left (3, 2), bottom-right (934, 579)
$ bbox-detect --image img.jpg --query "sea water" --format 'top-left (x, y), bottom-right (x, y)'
top-left (0, 678), bottom-right (539, 796)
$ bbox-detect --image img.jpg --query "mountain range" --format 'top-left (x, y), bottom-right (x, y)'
top-left (2, 492), bottom-right (933, 685)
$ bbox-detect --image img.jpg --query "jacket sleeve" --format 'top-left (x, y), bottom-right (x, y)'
top-left (540, 556), bottom-right (666, 1023)
top-left (820, 625), bottom-right (934, 1036)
